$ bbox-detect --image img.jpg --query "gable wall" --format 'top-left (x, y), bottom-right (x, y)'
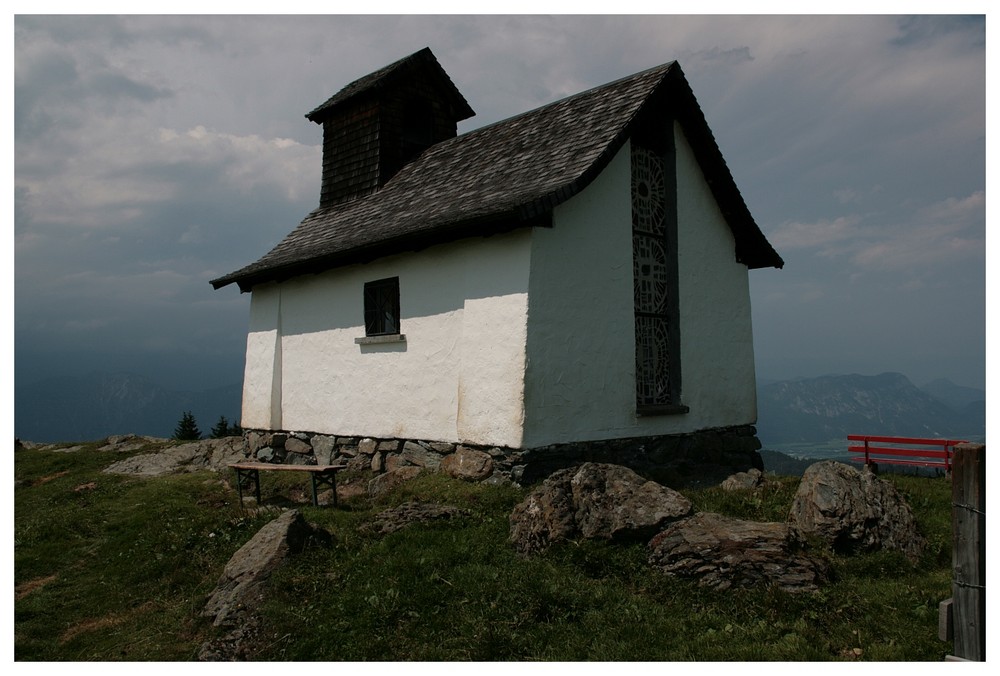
top-left (522, 123), bottom-right (757, 447)
top-left (673, 121), bottom-right (758, 426)
top-left (241, 230), bottom-right (532, 447)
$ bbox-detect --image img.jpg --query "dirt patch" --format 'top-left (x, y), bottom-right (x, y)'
top-left (15, 574), bottom-right (58, 601)
top-left (59, 600), bottom-right (158, 644)
top-left (35, 471), bottom-right (70, 486)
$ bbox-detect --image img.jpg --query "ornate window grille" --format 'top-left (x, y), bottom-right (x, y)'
top-left (632, 144), bottom-right (679, 411)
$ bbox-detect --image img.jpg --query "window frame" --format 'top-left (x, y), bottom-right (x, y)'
top-left (363, 276), bottom-right (401, 337)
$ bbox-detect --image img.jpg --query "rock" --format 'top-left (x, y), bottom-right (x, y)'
top-left (102, 443), bottom-right (203, 476)
top-left (256, 447), bottom-right (276, 463)
top-left (201, 437), bottom-right (251, 471)
top-left (311, 435), bottom-right (336, 465)
top-left (385, 454), bottom-right (415, 473)
top-left (337, 443), bottom-right (359, 458)
top-left (508, 470), bottom-right (577, 555)
top-left (571, 463), bottom-right (693, 540)
top-left (509, 462), bottom-right (693, 554)
top-left (283, 437), bottom-right (312, 455)
top-left (419, 440), bottom-right (456, 454)
top-left (368, 466), bottom-right (423, 498)
top-left (441, 447), bottom-right (493, 481)
top-left (789, 461), bottom-right (925, 561)
top-left (358, 438), bottom-right (378, 455)
top-left (370, 451), bottom-right (386, 473)
top-left (283, 451), bottom-right (316, 466)
top-left (720, 468), bottom-right (766, 492)
top-left (361, 501), bottom-right (470, 536)
top-left (202, 509), bottom-right (331, 628)
top-left (101, 438), bottom-right (247, 477)
top-left (343, 454), bottom-right (371, 473)
top-left (648, 512), bottom-right (828, 593)
top-left (98, 434), bottom-right (169, 453)
top-left (377, 440), bottom-right (402, 453)
top-left (246, 431), bottom-right (269, 455)
top-left (401, 441), bottom-right (442, 469)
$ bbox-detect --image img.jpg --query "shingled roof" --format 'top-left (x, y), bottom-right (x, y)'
top-left (304, 47), bottom-right (474, 124)
top-left (211, 59), bottom-right (782, 292)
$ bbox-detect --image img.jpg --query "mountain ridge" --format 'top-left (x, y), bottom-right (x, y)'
top-left (756, 371), bottom-right (984, 446)
top-left (15, 370), bottom-right (984, 447)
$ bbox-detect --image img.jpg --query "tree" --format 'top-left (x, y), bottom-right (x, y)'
top-left (210, 416), bottom-right (243, 438)
top-left (173, 411), bottom-right (201, 440)
top-left (210, 415), bottom-right (230, 439)
top-left (227, 419), bottom-right (243, 436)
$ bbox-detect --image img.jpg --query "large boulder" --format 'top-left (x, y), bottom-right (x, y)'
top-left (509, 463), bottom-right (692, 554)
top-left (202, 509), bottom-right (331, 628)
top-left (648, 512), bottom-right (829, 593)
top-left (788, 460), bottom-right (925, 561)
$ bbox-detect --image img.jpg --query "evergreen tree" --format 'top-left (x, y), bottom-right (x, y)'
top-left (227, 419), bottom-right (243, 436)
top-left (210, 415), bottom-right (230, 439)
top-left (173, 411), bottom-right (201, 440)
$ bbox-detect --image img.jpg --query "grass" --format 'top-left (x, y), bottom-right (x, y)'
top-left (14, 441), bottom-right (955, 661)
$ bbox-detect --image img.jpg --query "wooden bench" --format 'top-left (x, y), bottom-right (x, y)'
top-left (229, 462), bottom-right (347, 507)
top-left (847, 435), bottom-right (966, 473)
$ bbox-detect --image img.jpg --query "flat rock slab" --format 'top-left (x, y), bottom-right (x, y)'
top-left (362, 501), bottom-right (471, 536)
top-left (648, 512), bottom-right (829, 593)
top-left (102, 437), bottom-right (248, 476)
top-left (789, 460), bottom-right (925, 561)
top-left (509, 462), bottom-right (693, 554)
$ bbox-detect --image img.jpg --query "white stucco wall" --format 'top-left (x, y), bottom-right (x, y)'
top-left (242, 121), bottom-right (758, 450)
top-left (521, 123), bottom-right (758, 447)
top-left (241, 230), bottom-right (532, 447)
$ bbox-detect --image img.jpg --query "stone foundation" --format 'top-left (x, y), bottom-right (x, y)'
top-left (241, 425), bottom-right (763, 488)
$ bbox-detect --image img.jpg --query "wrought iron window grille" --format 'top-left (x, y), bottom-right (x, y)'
top-left (363, 277), bottom-right (400, 336)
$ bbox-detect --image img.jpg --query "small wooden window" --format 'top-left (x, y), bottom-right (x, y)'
top-left (364, 277), bottom-right (400, 336)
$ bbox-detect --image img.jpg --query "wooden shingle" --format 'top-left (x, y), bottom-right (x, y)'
top-left (212, 56), bottom-right (782, 292)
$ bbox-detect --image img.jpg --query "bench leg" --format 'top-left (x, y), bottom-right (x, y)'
top-left (311, 471), bottom-right (339, 507)
top-left (233, 467), bottom-right (261, 505)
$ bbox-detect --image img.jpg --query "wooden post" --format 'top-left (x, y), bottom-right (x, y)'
top-left (950, 443), bottom-right (985, 661)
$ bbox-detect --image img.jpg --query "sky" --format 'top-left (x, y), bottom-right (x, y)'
top-left (11, 10), bottom-right (988, 400)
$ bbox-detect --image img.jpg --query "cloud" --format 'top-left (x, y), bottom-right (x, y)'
top-left (769, 215), bottom-right (863, 252)
top-left (12, 15), bottom-right (985, 394)
top-left (850, 191), bottom-right (985, 271)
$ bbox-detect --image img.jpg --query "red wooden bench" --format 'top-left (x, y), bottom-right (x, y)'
top-left (847, 435), bottom-right (966, 473)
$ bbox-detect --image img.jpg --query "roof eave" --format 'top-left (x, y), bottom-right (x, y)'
top-left (211, 210), bottom-right (552, 293)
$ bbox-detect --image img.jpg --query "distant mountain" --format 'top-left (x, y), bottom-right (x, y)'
top-left (920, 377), bottom-right (985, 408)
top-left (15, 372), bottom-right (242, 443)
top-left (756, 372), bottom-right (984, 446)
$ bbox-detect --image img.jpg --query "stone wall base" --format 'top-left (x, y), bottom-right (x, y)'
top-left (241, 425), bottom-right (763, 488)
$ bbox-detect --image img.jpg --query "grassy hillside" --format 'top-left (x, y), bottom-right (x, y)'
top-left (15, 441), bottom-right (954, 661)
